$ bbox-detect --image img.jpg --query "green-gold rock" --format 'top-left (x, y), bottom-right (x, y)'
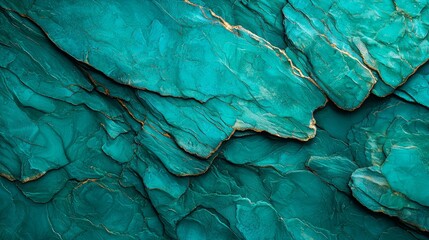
top-left (284, 0), bottom-right (429, 109)
top-left (1, 0), bottom-right (429, 239)
top-left (189, 0), bottom-right (429, 110)
top-left (1, 0), bottom-right (328, 158)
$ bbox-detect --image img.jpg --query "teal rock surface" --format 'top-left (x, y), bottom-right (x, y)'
top-left (348, 97), bottom-right (429, 231)
top-left (1, 0), bottom-right (327, 157)
top-left (1, 0), bottom-right (429, 239)
top-left (396, 62), bottom-right (429, 107)
top-left (284, 0), bottom-right (429, 109)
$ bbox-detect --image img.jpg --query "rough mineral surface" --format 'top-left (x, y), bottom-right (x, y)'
top-left (0, 0), bottom-right (428, 239)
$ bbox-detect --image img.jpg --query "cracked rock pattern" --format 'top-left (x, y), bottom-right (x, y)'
top-left (0, 0), bottom-right (429, 239)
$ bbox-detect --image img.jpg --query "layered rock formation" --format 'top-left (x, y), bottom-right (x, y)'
top-left (0, 0), bottom-right (428, 239)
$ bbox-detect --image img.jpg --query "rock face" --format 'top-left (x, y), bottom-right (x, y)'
top-left (0, 0), bottom-right (428, 239)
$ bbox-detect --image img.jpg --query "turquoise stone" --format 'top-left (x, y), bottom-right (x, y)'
top-left (192, 0), bottom-right (429, 110)
top-left (1, 0), bottom-right (429, 239)
top-left (1, 0), bottom-right (327, 159)
top-left (348, 97), bottom-right (429, 230)
top-left (396, 62), bottom-right (429, 108)
top-left (284, 0), bottom-right (429, 109)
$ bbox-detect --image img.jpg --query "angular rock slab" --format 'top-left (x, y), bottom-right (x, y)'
top-left (184, 0), bottom-right (429, 110)
top-left (348, 98), bottom-right (429, 231)
top-left (1, 0), bottom-right (327, 158)
top-left (0, 10), bottom-right (127, 182)
top-left (396, 62), bottom-right (429, 108)
top-left (284, 0), bottom-right (429, 109)
top-left (137, 155), bottom-right (423, 239)
top-left (84, 69), bottom-right (216, 176)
